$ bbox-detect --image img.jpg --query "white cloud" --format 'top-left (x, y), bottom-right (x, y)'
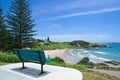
top-left (38, 34), bottom-right (111, 42)
top-left (53, 0), bottom-right (119, 11)
top-left (46, 7), bottom-right (120, 20)
top-left (32, 0), bottom-right (120, 17)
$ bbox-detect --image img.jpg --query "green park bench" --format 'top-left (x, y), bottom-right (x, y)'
top-left (13, 49), bottom-right (52, 74)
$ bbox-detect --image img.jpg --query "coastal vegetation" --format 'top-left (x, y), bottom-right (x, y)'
top-left (77, 57), bottom-right (95, 68)
top-left (96, 64), bottom-right (120, 71)
top-left (0, 52), bottom-right (19, 62)
top-left (32, 39), bottom-right (106, 50)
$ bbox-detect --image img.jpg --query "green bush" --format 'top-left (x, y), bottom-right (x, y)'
top-left (70, 40), bottom-right (90, 48)
top-left (87, 62), bottom-right (95, 68)
top-left (78, 57), bottom-right (89, 65)
top-left (0, 53), bottom-right (20, 63)
top-left (78, 57), bottom-right (95, 68)
top-left (52, 57), bottom-right (65, 64)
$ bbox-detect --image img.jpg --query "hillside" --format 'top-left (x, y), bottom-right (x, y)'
top-left (32, 39), bottom-right (106, 50)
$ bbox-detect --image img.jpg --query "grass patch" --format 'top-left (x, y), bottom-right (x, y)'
top-left (97, 65), bottom-right (120, 71)
top-left (0, 62), bottom-right (9, 65)
top-left (0, 53), bottom-right (20, 63)
top-left (82, 70), bottom-right (119, 80)
top-left (34, 42), bottom-right (73, 50)
top-left (47, 62), bottom-right (86, 71)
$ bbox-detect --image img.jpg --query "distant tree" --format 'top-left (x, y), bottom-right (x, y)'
top-left (70, 40), bottom-right (90, 48)
top-left (47, 37), bottom-right (50, 42)
top-left (37, 39), bottom-right (44, 42)
top-left (0, 7), bottom-right (8, 51)
top-left (6, 0), bottom-right (35, 49)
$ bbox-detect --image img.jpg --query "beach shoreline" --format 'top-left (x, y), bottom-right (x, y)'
top-left (45, 49), bottom-right (109, 64)
top-left (44, 49), bottom-right (83, 64)
top-left (45, 49), bottom-right (120, 66)
top-left (45, 49), bottom-right (81, 64)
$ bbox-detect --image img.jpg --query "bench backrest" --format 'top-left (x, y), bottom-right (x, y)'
top-left (14, 49), bottom-right (47, 64)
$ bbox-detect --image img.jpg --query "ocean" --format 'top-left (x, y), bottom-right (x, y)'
top-left (69, 43), bottom-right (120, 63)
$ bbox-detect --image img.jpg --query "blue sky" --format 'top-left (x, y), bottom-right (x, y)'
top-left (0, 0), bottom-right (120, 42)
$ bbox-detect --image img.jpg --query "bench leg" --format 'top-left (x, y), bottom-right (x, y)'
top-left (39, 64), bottom-right (43, 75)
top-left (22, 61), bottom-right (25, 69)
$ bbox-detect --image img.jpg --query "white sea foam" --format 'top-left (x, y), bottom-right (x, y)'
top-left (77, 49), bottom-right (107, 62)
top-left (89, 54), bottom-right (111, 63)
top-left (94, 51), bottom-right (106, 54)
top-left (80, 49), bottom-right (84, 51)
top-left (83, 50), bottom-right (89, 53)
top-left (70, 52), bottom-right (76, 56)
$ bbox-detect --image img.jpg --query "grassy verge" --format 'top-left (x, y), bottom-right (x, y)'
top-left (82, 70), bottom-right (119, 80)
top-left (0, 52), bottom-right (20, 63)
top-left (97, 65), bottom-right (120, 71)
top-left (47, 62), bottom-right (87, 71)
top-left (0, 62), bottom-right (9, 65)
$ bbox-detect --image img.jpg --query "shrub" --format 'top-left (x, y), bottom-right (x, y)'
top-left (87, 62), bottom-right (95, 68)
top-left (52, 57), bottom-right (65, 64)
top-left (78, 57), bottom-right (89, 65)
top-left (78, 57), bottom-right (95, 68)
top-left (0, 53), bottom-right (20, 63)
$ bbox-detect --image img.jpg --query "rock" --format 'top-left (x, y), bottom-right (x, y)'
top-left (91, 44), bottom-right (107, 48)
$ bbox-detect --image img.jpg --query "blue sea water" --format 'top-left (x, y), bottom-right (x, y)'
top-left (72, 43), bottom-right (120, 63)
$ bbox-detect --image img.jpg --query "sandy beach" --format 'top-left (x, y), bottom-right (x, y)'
top-left (45, 49), bottom-right (81, 64)
top-left (44, 49), bottom-right (67, 58)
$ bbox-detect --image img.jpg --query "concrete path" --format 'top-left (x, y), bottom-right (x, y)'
top-left (0, 62), bottom-right (82, 80)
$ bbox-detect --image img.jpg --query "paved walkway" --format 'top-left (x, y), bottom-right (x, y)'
top-left (0, 62), bottom-right (82, 80)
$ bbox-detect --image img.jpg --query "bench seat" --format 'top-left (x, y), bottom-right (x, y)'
top-left (14, 49), bottom-right (52, 74)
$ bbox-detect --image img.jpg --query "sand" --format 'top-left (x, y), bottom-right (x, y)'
top-left (60, 50), bottom-right (81, 64)
top-left (45, 49), bottom-right (81, 64)
top-left (44, 49), bottom-right (67, 58)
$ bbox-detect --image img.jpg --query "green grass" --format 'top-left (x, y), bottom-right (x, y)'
top-left (0, 52), bottom-right (20, 63)
top-left (34, 42), bottom-right (73, 50)
top-left (83, 70), bottom-right (119, 80)
top-left (98, 66), bottom-right (120, 71)
top-left (47, 62), bottom-right (87, 71)
top-left (0, 62), bottom-right (9, 65)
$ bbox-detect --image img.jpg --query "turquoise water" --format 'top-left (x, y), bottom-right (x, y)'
top-left (72, 43), bottom-right (120, 63)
